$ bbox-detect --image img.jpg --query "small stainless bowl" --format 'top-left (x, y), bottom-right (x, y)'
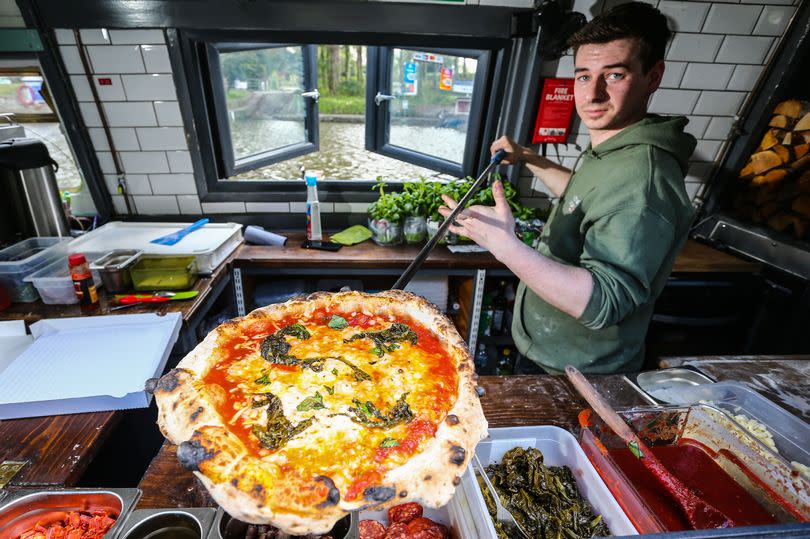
top-left (90, 249), bottom-right (142, 293)
top-left (214, 510), bottom-right (353, 539)
top-left (121, 510), bottom-right (203, 539)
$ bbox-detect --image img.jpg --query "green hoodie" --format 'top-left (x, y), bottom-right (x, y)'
top-left (512, 115), bottom-right (696, 374)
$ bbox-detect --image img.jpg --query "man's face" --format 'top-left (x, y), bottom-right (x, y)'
top-left (573, 38), bottom-right (663, 133)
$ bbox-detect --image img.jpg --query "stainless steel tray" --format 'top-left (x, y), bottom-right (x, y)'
top-left (0, 487), bottom-right (140, 539)
top-left (209, 507), bottom-right (355, 539)
top-left (635, 368), bottom-right (714, 403)
top-left (115, 507), bottom-right (216, 539)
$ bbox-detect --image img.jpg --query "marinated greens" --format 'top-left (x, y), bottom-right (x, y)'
top-left (348, 393), bottom-right (414, 428)
top-left (479, 447), bottom-right (610, 538)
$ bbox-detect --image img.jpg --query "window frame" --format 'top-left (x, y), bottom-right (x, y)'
top-left (367, 46), bottom-right (492, 178)
top-left (205, 43), bottom-right (319, 178)
top-left (170, 29), bottom-right (510, 203)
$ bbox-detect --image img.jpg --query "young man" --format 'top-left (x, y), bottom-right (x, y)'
top-left (439, 2), bottom-right (696, 373)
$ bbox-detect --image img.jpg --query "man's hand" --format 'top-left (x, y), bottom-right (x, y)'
top-left (438, 180), bottom-right (518, 259)
top-left (490, 136), bottom-right (525, 165)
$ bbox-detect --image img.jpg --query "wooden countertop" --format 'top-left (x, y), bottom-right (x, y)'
top-left (235, 234), bottom-right (761, 273)
top-left (135, 374), bottom-right (609, 508)
top-left (0, 258), bottom-right (233, 488)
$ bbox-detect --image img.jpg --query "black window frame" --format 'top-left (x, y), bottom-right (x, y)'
top-left (367, 46), bottom-right (491, 178)
top-left (205, 43), bottom-right (319, 178)
top-left (170, 29), bottom-right (510, 203)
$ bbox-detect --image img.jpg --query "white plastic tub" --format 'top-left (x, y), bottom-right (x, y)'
top-left (0, 237), bottom-right (71, 302)
top-left (24, 253), bottom-right (104, 305)
top-left (68, 222), bottom-right (242, 274)
top-left (462, 425), bottom-right (637, 537)
top-left (359, 493), bottom-right (477, 539)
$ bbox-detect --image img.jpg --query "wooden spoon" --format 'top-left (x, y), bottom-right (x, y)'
top-left (565, 366), bottom-right (733, 530)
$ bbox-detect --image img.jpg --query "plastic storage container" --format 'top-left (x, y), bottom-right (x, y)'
top-left (130, 255), bottom-right (197, 291)
top-left (0, 237), bottom-right (70, 302)
top-left (462, 425), bottom-right (636, 538)
top-left (578, 405), bottom-right (810, 534)
top-left (24, 253), bottom-right (104, 305)
top-left (659, 381), bottom-right (810, 477)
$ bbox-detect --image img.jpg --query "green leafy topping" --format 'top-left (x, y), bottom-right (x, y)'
top-left (331, 368), bottom-right (339, 376)
top-left (628, 440), bottom-right (644, 459)
top-left (297, 391), bottom-right (325, 412)
top-left (348, 393), bottom-right (413, 429)
top-left (477, 447), bottom-right (610, 539)
top-left (333, 356), bottom-right (372, 382)
top-left (380, 438), bottom-right (400, 448)
top-left (344, 323), bottom-right (417, 357)
top-left (260, 323), bottom-right (311, 365)
top-left (251, 394), bottom-right (273, 408)
top-left (254, 373), bottom-right (271, 385)
top-left (251, 393), bottom-right (315, 450)
top-left (324, 385), bottom-right (335, 395)
top-left (327, 315), bottom-right (349, 330)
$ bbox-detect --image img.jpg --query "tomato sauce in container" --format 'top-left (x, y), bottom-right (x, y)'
top-left (578, 405), bottom-right (809, 533)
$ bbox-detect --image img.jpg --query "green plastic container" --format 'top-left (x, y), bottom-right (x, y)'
top-left (130, 255), bottom-right (197, 291)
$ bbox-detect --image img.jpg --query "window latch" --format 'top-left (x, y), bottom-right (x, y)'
top-left (301, 88), bottom-right (320, 103)
top-left (375, 92), bottom-right (397, 106)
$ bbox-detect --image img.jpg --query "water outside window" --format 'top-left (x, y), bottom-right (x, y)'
top-left (225, 46), bottom-right (464, 181)
top-left (389, 49), bottom-right (475, 163)
top-left (0, 74), bottom-right (82, 191)
top-left (223, 47), bottom-right (307, 160)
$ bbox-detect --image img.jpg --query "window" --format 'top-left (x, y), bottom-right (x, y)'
top-left (175, 30), bottom-right (506, 199)
top-left (0, 68), bottom-right (82, 191)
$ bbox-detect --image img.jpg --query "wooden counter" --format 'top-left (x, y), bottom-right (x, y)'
top-left (0, 258), bottom-right (233, 488)
top-left (235, 235), bottom-right (762, 273)
top-left (136, 374), bottom-right (615, 508)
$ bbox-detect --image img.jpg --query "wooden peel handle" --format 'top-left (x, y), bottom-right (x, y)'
top-left (565, 365), bottom-right (638, 443)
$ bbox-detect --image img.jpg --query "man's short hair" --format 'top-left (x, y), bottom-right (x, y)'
top-left (568, 1), bottom-right (672, 73)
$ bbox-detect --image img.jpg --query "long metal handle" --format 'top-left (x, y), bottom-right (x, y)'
top-left (391, 150), bottom-right (506, 291)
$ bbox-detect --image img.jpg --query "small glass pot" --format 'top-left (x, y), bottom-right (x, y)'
top-left (369, 218), bottom-right (403, 246)
top-left (403, 216), bottom-right (427, 244)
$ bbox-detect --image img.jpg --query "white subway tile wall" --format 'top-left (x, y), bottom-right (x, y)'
top-left (518, 0), bottom-right (799, 212)
top-left (61, 2), bottom-right (798, 216)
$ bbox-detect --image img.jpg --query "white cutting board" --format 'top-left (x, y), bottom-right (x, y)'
top-left (0, 313), bottom-right (181, 419)
top-left (68, 222), bottom-right (242, 273)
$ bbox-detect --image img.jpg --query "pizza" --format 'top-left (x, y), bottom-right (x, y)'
top-left (151, 290), bottom-right (487, 535)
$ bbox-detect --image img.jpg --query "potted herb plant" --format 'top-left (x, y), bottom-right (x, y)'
top-left (401, 178), bottom-right (432, 243)
top-left (368, 181), bottom-right (403, 246)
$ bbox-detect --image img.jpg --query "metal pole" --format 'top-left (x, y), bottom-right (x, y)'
top-left (392, 150), bottom-right (506, 290)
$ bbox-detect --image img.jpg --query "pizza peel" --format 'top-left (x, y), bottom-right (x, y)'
top-left (391, 149), bottom-right (506, 291)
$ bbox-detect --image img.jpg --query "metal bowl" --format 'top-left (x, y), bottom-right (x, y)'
top-left (635, 368), bottom-right (714, 404)
top-left (0, 489), bottom-right (139, 539)
top-left (215, 510), bottom-right (353, 539)
top-left (121, 510), bottom-right (203, 539)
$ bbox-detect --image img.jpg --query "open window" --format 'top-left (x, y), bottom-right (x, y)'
top-left (205, 44), bottom-right (319, 178)
top-left (367, 47), bottom-right (491, 178)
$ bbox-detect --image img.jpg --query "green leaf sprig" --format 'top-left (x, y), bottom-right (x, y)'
top-left (343, 323), bottom-right (418, 357)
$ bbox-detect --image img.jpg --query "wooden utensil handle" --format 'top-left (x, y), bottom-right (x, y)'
top-left (565, 365), bottom-right (637, 443)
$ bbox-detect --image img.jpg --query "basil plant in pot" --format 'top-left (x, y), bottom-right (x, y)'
top-left (425, 181), bottom-right (458, 245)
top-left (368, 181), bottom-right (403, 246)
top-left (401, 178), bottom-right (432, 244)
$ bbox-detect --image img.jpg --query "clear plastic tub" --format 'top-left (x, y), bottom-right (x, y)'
top-left (578, 405), bottom-right (809, 534)
top-left (130, 256), bottom-right (197, 291)
top-left (462, 425), bottom-right (636, 537)
top-left (662, 381), bottom-right (810, 478)
top-left (24, 253), bottom-right (104, 305)
top-left (359, 495), bottom-right (477, 539)
top-left (0, 237), bottom-right (71, 302)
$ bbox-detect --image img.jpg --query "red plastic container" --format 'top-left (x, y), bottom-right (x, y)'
top-left (0, 283), bottom-right (10, 310)
top-left (577, 406), bottom-right (809, 533)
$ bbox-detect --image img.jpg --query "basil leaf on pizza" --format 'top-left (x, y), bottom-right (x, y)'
top-left (153, 290), bottom-right (487, 535)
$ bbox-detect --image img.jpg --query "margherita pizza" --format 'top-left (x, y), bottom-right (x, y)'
top-left (151, 290), bottom-right (487, 535)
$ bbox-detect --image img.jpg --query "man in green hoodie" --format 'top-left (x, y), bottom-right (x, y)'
top-left (439, 2), bottom-right (696, 373)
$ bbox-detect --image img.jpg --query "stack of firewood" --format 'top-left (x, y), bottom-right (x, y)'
top-left (734, 99), bottom-right (810, 240)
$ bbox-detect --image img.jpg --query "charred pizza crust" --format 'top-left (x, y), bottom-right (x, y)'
top-left (152, 290), bottom-right (487, 534)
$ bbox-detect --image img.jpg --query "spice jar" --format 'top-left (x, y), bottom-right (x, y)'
top-left (68, 253), bottom-right (99, 312)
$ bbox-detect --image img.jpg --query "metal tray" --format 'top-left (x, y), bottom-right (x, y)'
top-left (116, 507), bottom-right (216, 539)
top-left (635, 368), bottom-right (714, 403)
top-left (208, 508), bottom-right (354, 539)
top-left (0, 488), bottom-right (140, 539)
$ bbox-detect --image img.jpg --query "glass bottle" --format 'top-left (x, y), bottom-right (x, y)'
top-left (69, 253), bottom-right (99, 312)
top-left (496, 347), bottom-right (514, 376)
top-left (305, 173), bottom-right (322, 241)
top-left (474, 343), bottom-right (489, 373)
top-left (492, 281), bottom-right (507, 335)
